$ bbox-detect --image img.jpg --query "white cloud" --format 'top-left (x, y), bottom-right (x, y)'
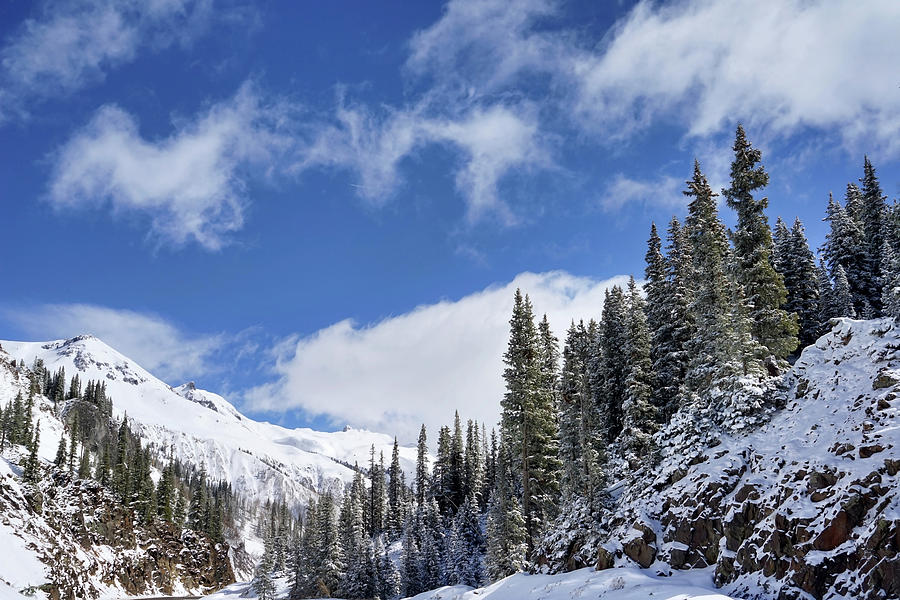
top-left (602, 173), bottom-right (684, 212)
top-left (0, 0), bottom-right (214, 116)
top-left (296, 100), bottom-right (550, 224)
top-left (408, 0), bottom-right (900, 156)
top-left (48, 82), bottom-right (293, 250)
top-left (6, 303), bottom-right (225, 382)
top-left (243, 271), bottom-right (629, 442)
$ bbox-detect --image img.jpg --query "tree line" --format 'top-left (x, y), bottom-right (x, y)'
top-left (261, 125), bottom-right (897, 598)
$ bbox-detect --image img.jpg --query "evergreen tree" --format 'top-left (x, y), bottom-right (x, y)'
top-left (415, 425), bottom-right (428, 507)
top-left (54, 432), bottom-right (67, 470)
top-left (621, 277), bottom-right (658, 469)
top-left (882, 241), bottom-right (900, 319)
top-left (781, 218), bottom-right (821, 347)
top-left (485, 446), bottom-right (527, 580)
top-left (447, 496), bottom-right (484, 587)
top-left (653, 217), bottom-right (694, 420)
top-left (557, 321), bottom-right (601, 502)
top-left (251, 535), bottom-right (276, 600)
top-left (595, 287), bottom-right (629, 442)
top-left (24, 424), bottom-right (40, 485)
top-left (500, 290), bottom-right (560, 551)
top-left (722, 124), bottom-right (797, 358)
top-left (387, 437), bottom-right (404, 537)
top-left (822, 189), bottom-right (867, 313)
top-left (683, 161), bottom-right (766, 432)
top-left (859, 156), bottom-right (888, 313)
top-left (832, 264), bottom-right (856, 318)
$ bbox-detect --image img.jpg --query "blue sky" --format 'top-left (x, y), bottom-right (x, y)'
top-left (0, 0), bottom-right (898, 441)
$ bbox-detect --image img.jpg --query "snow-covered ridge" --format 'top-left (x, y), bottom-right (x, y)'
top-left (0, 335), bottom-right (418, 513)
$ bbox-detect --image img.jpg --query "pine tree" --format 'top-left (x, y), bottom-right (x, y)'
top-left (251, 534), bottom-right (276, 600)
top-left (557, 321), bottom-right (602, 502)
top-left (387, 437), bottom-right (404, 537)
top-left (882, 241), bottom-right (900, 320)
top-left (415, 425), bottom-right (428, 507)
top-left (722, 124), bottom-right (797, 358)
top-left (859, 156), bottom-right (888, 313)
top-left (54, 432), bottom-right (67, 470)
top-left (832, 264), bottom-right (856, 318)
top-left (24, 424), bottom-right (41, 485)
top-left (822, 189), bottom-right (867, 313)
top-left (485, 445), bottom-right (527, 580)
top-left (448, 496), bottom-right (484, 587)
top-left (683, 160), bottom-right (766, 432)
top-left (781, 218), bottom-right (821, 347)
top-left (500, 290), bottom-right (561, 552)
top-left (595, 287), bottom-right (628, 442)
top-left (621, 277), bottom-right (658, 469)
top-left (652, 218), bottom-right (695, 421)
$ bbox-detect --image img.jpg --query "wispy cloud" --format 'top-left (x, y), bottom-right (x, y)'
top-left (407, 0), bottom-right (900, 156)
top-left (48, 82), bottom-right (294, 250)
top-left (0, 0), bottom-right (220, 121)
top-left (295, 98), bottom-right (551, 225)
top-left (602, 173), bottom-right (684, 212)
top-left (243, 271), bottom-right (630, 442)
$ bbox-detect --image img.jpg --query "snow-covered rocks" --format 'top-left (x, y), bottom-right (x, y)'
top-left (593, 318), bottom-right (900, 599)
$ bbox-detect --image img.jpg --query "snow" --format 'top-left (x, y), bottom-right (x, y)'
top-left (200, 567), bottom-right (738, 600)
top-left (0, 336), bottom-right (420, 516)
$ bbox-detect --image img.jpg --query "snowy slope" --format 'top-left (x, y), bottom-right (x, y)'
top-left (0, 336), bottom-right (418, 513)
top-left (202, 567), bottom-right (737, 600)
top-left (591, 317), bottom-right (900, 599)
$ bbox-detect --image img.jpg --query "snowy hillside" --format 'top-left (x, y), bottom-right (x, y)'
top-left (1, 335), bottom-right (418, 513)
top-left (205, 566), bottom-right (737, 600)
top-left (583, 318), bottom-right (900, 599)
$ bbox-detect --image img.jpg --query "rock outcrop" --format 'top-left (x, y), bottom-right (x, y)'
top-left (585, 319), bottom-right (899, 600)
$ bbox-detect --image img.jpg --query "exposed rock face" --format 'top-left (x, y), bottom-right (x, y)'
top-left (0, 469), bottom-right (234, 599)
top-left (586, 319), bottom-right (900, 600)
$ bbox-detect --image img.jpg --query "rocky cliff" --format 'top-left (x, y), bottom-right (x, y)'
top-left (589, 318), bottom-right (900, 599)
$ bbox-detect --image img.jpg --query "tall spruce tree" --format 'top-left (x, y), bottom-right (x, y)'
top-left (832, 264), bottom-right (856, 318)
top-left (654, 217), bottom-right (694, 420)
top-left (781, 219), bottom-right (821, 347)
top-left (500, 290), bottom-right (560, 552)
top-left (859, 156), bottom-right (888, 313)
top-left (621, 277), bottom-right (658, 468)
top-left (683, 161), bottom-right (766, 431)
top-left (822, 189), bottom-right (867, 313)
top-left (722, 124), bottom-right (798, 359)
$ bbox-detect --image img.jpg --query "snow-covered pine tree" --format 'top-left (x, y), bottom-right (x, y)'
top-left (859, 156), bottom-right (888, 314)
top-left (500, 290), bottom-right (560, 551)
top-left (24, 423), bottom-right (41, 485)
top-left (485, 444), bottom-right (527, 580)
top-left (881, 241), bottom-right (900, 320)
top-left (653, 217), bottom-right (694, 421)
top-left (387, 436), bottom-right (405, 538)
top-left (448, 495), bottom-right (485, 587)
top-left (251, 533), bottom-right (276, 600)
top-left (594, 286), bottom-right (628, 445)
top-left (781, 218), bottom-right (821, 347)
top-left (722, 124), bottom-right (797, 359)
top-left (415, 424), bottom-right (428, 507)
top-left (682, 161), bottom-right (766, 435)
top-left (621, 277), bottom-right (658, 470)
top-left (375, 537), bottom-right (400, 600)
top-left (54, 431), bottom-right (67, 469)
top-left (557, 321), bottom-right (601, 500)
top-left (832, 264), bottom-right (856, 318)
top-left (822, 189), bottom-right (867, 313)
top-left (644, 223), bottom-right (672, 415)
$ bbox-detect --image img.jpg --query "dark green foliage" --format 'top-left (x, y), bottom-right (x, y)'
top-left (722, 124), bottom-right (798, 358)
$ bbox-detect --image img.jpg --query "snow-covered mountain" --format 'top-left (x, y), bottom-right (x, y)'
top-left (1, 335), bottom-right (418, 513)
